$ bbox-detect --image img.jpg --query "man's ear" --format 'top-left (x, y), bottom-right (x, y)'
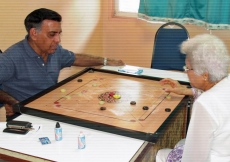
top-left (29, 28), bottom-right (38, 40)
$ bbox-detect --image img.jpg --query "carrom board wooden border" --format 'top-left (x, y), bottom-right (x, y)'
top-left (13, 67), bottom-right (190, 142)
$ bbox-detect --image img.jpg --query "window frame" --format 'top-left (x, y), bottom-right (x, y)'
top-left (114, 0), bottom-right (139, 18)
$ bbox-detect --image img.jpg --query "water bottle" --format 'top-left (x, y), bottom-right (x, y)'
top-left (78, 131), bottom-right (86, 149)
top-left (55, 122), bottom-right (62, 141)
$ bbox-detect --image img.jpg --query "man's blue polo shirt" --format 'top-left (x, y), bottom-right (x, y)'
top-left (0, 36), bottom-right (75, 102)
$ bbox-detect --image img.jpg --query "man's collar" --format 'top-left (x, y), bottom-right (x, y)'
top-left (23, 35), bottom-right (39, 58)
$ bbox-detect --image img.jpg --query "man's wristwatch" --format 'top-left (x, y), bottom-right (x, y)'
top-left (104, 58), bottom-right (107, 66)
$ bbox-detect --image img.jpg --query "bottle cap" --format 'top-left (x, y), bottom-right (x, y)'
top-left (56, 122), bottom-right (60, 128)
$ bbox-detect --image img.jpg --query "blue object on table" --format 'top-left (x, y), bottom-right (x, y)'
top-left (118, 67), bottom-right (143, 75)
top-left (151, 22), bottom-right (189, 71)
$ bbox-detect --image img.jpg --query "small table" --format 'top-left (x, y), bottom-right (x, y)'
top-left (0, 114), bottom-right (148, 162)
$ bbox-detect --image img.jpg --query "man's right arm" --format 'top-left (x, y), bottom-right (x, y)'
top-left (0, 90), bottom-right (18, 116)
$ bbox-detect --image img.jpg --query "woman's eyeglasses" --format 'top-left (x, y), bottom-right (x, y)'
top-left (183, 66), bottom-right (193, 72)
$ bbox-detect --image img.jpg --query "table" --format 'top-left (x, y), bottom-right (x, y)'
top-left (0, 65), bottom-right (190, 162)
top-left (0, 114), bottom-right (149, 162)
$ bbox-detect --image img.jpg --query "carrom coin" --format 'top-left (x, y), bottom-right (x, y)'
top-left (130, 101), bottom-right (136, 105)
top-left (100, 107), bottom-right (106, 110)
top-left (77, 79), bottom-right (83, 82)
top-left (165, 108), bottom-right (171, 112)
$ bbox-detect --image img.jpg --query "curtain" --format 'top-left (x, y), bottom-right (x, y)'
top-left (138, 0), bottom-right (230, 29)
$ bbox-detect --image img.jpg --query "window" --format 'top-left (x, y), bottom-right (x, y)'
top-left (114, 0), bottom-right (140, 18)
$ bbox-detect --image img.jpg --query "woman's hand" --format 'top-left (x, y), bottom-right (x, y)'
top-left (160, 78), bottom-right (193, 96)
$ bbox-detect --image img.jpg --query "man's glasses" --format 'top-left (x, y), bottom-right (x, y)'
top-left (183, 66), bottom-right (193, 72)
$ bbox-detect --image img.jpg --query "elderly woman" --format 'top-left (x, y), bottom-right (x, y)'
top-left (156, 34), bottom-right (230, 162)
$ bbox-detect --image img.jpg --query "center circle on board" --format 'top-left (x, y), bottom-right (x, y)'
top-left (98, 91), bottom-right (121, 103)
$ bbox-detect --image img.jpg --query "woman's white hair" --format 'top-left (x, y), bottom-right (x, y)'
top-left (181, 34), bottom-right (230, 83)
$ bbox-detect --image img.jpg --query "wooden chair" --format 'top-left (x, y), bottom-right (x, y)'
top-left (0, 49), bottom-right (3, 107)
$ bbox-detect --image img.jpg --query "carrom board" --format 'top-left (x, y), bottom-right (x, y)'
top-left (14, 68), bottom-right (189, 142)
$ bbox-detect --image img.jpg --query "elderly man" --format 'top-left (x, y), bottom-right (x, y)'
top-left (0, 8), bottom-right (124, 121)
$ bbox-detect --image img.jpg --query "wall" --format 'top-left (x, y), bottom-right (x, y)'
top-left (102, 0), bottom-right (230, 68)
top-left (0, 0), bottom-right (103, 56)
top-left (1, 0), bottom-right (230, 68)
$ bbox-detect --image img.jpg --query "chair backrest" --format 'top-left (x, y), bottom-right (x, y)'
top-left (151, 22), bottom-right (189, 71)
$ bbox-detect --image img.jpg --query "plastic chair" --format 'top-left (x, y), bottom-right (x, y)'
top-left (151, 22), bottom-right (189, 71)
